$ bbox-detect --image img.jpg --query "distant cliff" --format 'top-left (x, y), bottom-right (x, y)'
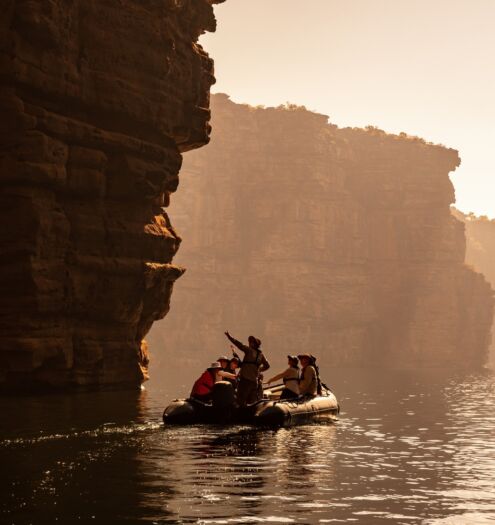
top-left (0, 0), bottom-right (224, 391)
top-left (452, 209), bottom-right (495, 363)
top-left (149, 94), bottom-right (494, 369)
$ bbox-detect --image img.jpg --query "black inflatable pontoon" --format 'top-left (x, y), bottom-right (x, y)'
top-left (162, 381), bottom-right (339, 427)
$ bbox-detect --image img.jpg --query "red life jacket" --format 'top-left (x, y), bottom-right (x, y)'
top-left (191, 370), bottom-right (215, 397)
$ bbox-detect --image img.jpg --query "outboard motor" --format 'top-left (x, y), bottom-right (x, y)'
top-left (211, 381), bottom-right (236, 422)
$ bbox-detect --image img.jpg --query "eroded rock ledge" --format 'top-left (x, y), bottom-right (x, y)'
top-left (150, 94), bottom-right (494, 369)
top-left (453, 209), bottom-right (495, 363)
top-left (0, 0), bottom-right (224, 390)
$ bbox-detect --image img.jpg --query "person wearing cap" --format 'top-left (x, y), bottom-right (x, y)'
top-left (190, 361), bottom-right (236, 403)
top-left (224, 356), bottom-right (241, 388)
top-left (224, 331), bottom-right (270, 406)
top-left (266, 355), bottom-right (300, 399)
top-left (298, 354), bottom-right (318, 397)
top-left (217, 356), bottom-right (230, 373)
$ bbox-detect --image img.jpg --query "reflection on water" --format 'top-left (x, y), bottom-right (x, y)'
top-left (1, 369), bottom-right (494, 524)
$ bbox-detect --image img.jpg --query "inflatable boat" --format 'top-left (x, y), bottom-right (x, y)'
top-left (162, 381), bottom-right (339, 427)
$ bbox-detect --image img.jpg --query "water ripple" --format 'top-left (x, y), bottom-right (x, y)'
top-left (1, 370), bottom-right (494, 524)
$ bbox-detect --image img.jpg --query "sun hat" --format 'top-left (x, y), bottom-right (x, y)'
top-left (208, 361), bottom-right (222, 370)
top-left (248, 335), bottom-right (261, 348)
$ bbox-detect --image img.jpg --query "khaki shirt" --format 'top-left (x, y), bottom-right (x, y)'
top-left (234, 342), bottom-right (270, 382)
top-left (299, 365), bottom-right (317, 396)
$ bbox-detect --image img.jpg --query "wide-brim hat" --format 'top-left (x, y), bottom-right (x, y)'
top-left (297, 353), bottom-right (312, 360)
top-left (248, 335), bottom-right (261, 348)
top-left (208, 361), bottom-right (222, 370)
top-left (217, 356), bottom-right (229, 362)
top-left (287, 355), bottom-right (299, 363)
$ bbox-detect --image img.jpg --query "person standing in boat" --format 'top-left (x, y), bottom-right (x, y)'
top-left (266, 355), bottom-right (300, 399)
top-left (190, 361), bottom-right (236, 403)
top-left (298, 354), bottom-right (318, 398)
top-left (224, 331), bottom-right (270, 406)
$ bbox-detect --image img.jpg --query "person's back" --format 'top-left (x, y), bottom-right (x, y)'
top-left (225, 331), bottom-right (270, 406)
top-left (190, 367), bottom-right (217, 402)
top-left (239, 345), bottom-right (268, 381)
top-left (191, 361), bottom-right (234, 402)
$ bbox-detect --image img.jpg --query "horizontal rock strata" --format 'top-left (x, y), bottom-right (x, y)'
top-left (0, 0), bottom-right (224, 391)
top-left (453, 209), bottom-right (495, 363)
top-left (149, 94), bottom-right (494, 369)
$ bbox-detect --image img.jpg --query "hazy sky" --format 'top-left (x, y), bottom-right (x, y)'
top-left (201, 0), bottom-right (495, 218)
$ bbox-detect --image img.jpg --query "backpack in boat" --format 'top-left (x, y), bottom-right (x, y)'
top-left (310, 355), bottom-right (322, 396)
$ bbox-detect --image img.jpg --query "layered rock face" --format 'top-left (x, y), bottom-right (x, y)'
top-left (149, 94), bottom-right (493, 370)
top-left (453, 210), bottom-right (495, 363)
top-left (0, 0), bottom-right (224, 390)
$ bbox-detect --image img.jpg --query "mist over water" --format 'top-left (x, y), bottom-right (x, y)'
top-left (1, 367), bottom-right (494, 524)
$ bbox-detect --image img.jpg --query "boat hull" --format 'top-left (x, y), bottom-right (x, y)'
top-left (163, 397), bottom-right (240, 425)
top-left (163, 392), bottom-right (339, 427)
top-left (253, 392), bottom-right (339, 427)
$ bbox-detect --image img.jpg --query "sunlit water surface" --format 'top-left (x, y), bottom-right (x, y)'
top-left (1, 369), bottom-right (494, 524)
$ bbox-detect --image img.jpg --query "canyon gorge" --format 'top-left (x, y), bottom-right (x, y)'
top-left (1, 3), bottom-right (493, 392)
top-left (0, 0), bottom-right (224, 390)
top-left (453, 209), bottom-right (495, 364)
top-left (149, 94), bottom-right (494, 372)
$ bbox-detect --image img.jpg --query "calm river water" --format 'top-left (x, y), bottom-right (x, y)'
top-left (1, 368), bottom-right (494, 524)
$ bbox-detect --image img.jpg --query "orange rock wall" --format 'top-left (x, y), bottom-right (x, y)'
top-left (0, 0), bottom-right (224, 390)
top-left (150, 94), bottom-right (494, 370)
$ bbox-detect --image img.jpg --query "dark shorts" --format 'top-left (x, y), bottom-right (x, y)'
top-left (237, 377), bottom-right (260, 406)
top-left (280, 388), bottom-right (298, 400)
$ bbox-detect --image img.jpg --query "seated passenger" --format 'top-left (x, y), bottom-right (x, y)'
top-left (217, 356), bottom-right (230, 373)
top-left (227, 357), bottom-right (240, 383)
top-left (267, 355), bottom-right (300, 399)
top-left (298, 354), bottom-right (318, 397)
top-left (190, 362), bottom-right (236, 402)
top-left (220, 356), bottom-right (240, 388)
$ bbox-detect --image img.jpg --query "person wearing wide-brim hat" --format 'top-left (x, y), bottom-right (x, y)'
top-left (267, 355), bottom-right (300, 399)
top-left (298, 354), bottom-right (318, 397)
top-left (224, 331), bottom-right (270, 406)
top-left (190, 361), bottom-right (236, 403)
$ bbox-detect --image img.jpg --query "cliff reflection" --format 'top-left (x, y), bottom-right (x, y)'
top-left (273, 425), bottom-right (338, 492)
top-left (0, 388), bottom-right (159, 523)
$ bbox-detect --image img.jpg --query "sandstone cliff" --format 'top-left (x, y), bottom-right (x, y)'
top-left (452, 209), bottom-right (495, 363)
top-left (149, 94), bottom-right (494, 370)
top-left (0, 0), bottom-right (224, 390)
